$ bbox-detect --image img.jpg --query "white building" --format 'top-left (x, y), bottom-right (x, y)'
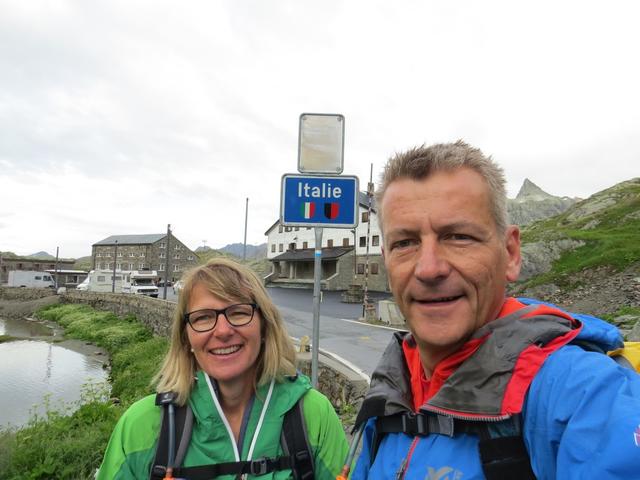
top-left (264, 192), bottom-right (388, 291)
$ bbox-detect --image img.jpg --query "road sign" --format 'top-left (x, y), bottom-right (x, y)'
top-left (280, 174), bottom-right (359, 228)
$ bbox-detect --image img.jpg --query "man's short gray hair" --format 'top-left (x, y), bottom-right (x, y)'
top-left (376, 140), bottom-right (508, 233)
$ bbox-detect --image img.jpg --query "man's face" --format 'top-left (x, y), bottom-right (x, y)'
top-left (381, 168), bottom-right (521, 360)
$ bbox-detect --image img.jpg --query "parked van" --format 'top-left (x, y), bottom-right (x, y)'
top-left (77, 270), bottom-right (124, 293)
top-left (7, 271), bottom-right (55, 288)
top-left (122, 270), bottom-right (159, 298)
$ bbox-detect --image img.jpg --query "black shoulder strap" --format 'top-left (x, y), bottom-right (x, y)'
top-left (281, 396), bottom-right (315, 480)
top-left (151, 393), bottom-right (314, 480)
top-left (150, 393), bottom-right (193, 480)
top-left (373, 412), bottom-right (536, 480)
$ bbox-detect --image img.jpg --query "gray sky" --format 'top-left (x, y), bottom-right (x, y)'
top-left (1, 0), bottom-right (638, 258)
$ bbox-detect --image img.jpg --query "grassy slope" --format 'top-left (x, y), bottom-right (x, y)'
top-left (0, 304), bottom-right (168, 479)
top-left (518, 178), bottom-right (640, 288)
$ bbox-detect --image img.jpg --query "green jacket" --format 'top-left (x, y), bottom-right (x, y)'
top-left (97, 371), bottom-right (348, 479)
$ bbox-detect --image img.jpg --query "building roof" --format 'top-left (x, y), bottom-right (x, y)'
top-left (271, 246), bottom-right (353, 262)
top-left (93, 234), bottom-right (166, 246)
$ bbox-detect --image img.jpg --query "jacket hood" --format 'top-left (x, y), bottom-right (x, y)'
top-left (518, 297), bottom-right (623, 351)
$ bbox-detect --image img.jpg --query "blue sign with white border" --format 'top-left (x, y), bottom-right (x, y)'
top-left (280, 174), bottom-right (359, 228)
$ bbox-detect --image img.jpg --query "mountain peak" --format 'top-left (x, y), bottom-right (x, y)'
top-left (515, 178), bottom-right (554, 202)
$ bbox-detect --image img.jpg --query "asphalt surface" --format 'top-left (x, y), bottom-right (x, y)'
top-left (266, 287), bottom-right (403, 377)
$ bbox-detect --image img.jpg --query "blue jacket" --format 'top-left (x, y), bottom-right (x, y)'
top-left (352, 298), bottom-right (640, 480)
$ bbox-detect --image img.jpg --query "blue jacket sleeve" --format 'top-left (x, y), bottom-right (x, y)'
top-left (524, 345), bottom-right (640, 479)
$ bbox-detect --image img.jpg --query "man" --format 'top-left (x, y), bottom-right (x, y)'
top-left (351, 141), bottom-right (640, 479)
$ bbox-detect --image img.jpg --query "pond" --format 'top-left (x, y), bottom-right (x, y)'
top-left (0, 316), bottom-right (110, 429)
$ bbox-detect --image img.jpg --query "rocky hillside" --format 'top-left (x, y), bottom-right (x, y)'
top-left (510, 177), bottom-right (640, 325)
top-left (507, 179), bottom-right (579, 226)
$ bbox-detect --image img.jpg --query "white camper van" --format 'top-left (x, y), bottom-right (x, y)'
top-left (77, 270), bottom-right (124, 293)
top-left (7, 271), bottom-right (55, 288)
top-left (122, 270), bottom-right (159, 298)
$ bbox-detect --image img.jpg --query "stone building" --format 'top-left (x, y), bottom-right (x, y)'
top-left (264, 192), bottom-right (389, 292)
top-left (92, 233), bottom-right (199, 283)
top-left (0, 256), bottom-right (75, 284)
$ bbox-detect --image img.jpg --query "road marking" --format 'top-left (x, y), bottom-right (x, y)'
top-left (338, 317), bottom-right (407, 332)
top-left (290, 336), bottom-right (371, 383)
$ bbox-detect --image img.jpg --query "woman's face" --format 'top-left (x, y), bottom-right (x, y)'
top-left (185, 283), bottom-right (263, 389)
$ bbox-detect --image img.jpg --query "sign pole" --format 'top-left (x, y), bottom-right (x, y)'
top-left (311, 226), bottom-right (323, 387)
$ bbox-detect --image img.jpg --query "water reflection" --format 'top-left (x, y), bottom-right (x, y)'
top-left (0, 317), bottom-right (109, 429)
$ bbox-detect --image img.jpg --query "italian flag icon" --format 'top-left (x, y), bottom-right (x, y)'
top-left (301, 202), bottom-right (315, 219)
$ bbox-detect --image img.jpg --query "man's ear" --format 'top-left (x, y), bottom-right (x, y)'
top-left (504, 225), bottom-right (521, 282)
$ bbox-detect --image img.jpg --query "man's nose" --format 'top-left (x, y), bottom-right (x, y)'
top-left (414, 238), bottom-right (451, 282)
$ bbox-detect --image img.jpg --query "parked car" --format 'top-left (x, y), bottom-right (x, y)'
top-left (173, 280), bottom-right (184, 294)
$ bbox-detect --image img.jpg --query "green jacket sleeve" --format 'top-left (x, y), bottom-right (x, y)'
top-left (302, 389), bottom-right (349, 480)
top-left (96, 395), bottom-right (161, 480)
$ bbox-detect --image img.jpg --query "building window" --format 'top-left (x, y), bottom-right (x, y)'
top-left (160, 243), bottom-right (166, 249)
top-left (173, 265), bottom-right (180, 272)
top-left (362, 211), bottom-right (369, 222)
top-left (159, 252), bottom-right (166, 259)
top-left (105, 253), bottom-right (111, 257)
top-left (279, 244), bottom-right (283, 252)
top-left (129, 253), bottom-right (136, 257)
top-left (187, 255), bottom-right (193, 260)
top-left (372, 235), bottom-right (380, 246)
top-left (140, 253), bottom-right (145, 257)
top-left (174, 254), bottom-right (180, 259)
top-left (175, 245), bottom-right (180, 250)
top-left (371, 263), bottom-right (379, 274)
top-left (327, 239), bottom-right (334, 248)
top-left (159, 264), bottom-right (165, 271)
top-left (139, 263), bottom-right (145, 270)
top-left (357, 263), bottom-right (365, 274)
top-left (117, 252), bottom-right (123, 257)
top-left (359, 236), bottom-right (367, 247)
top-left (96, 253), bottom-right (102, 258)
top-left (97, 275), bottom-right (106, 282)
top-left (303, 241), bottom-right (308, 249)
top-left (288, 242), bottom-right (296, 251)
top-left (343, 238), bottom-right (350, 246)
top-left (116, 263), bottom-right (121, 270)
top-left (271, 244), bottom-right (276, 253)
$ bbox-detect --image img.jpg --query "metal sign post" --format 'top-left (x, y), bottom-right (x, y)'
top-left (280, 113), bottom-right (357, 388)
top-left (311, 227), bottom-right (323, 386)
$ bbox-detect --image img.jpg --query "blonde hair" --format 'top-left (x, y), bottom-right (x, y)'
top-left (154, 258), bottom-right (297, 405)
top-left (377, 140), bottom-right (508, 233)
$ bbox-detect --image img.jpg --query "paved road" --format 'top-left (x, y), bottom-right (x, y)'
top-left (267, 287), bottom-right (403, 378)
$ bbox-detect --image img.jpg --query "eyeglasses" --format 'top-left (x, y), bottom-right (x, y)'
top-left (183, 303), bottom-right (257, 332)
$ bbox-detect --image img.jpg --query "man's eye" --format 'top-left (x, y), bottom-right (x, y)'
top-left (391, 239), bottom-right (415, 250)
top-left (448, 233), bottom-right (475, 242)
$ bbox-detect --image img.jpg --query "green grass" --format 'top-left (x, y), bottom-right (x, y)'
top-left (519, 179), bottom-right (640, 289)
top-left (0, 303), bottom-right (168, 479)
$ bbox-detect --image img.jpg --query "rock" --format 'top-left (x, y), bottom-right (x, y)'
top-left (519, 239), bottom-right (585, 281)
top-left (612, 315), bottom-right (640, 326)
top-left (627, 322), bottom-right (640, 342)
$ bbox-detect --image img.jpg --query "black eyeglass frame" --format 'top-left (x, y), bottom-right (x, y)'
top-left (183, 303), bottom-right (258, 332)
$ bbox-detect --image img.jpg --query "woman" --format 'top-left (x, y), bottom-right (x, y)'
top-left (98, 258), bottom-right (348, 479)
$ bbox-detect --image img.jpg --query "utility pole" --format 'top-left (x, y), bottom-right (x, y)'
top-left (243, 197), bottom-right (249, 261)
top-left (362, 163), bottom-right (374, 319)
top-left (112, 241), bottom-right (118, 293)
top-left (0, 251), bottom-right (4, 284)
top-left (54, 246), bottom-right (59, 290)
top-left (163, 224), bottom-right (171, 300)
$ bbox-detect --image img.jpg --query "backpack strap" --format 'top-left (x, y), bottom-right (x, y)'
top-left (281, 396), bottom-right (315, 480)
top-left (373, 412), bottom-right (536, 480)
top-left (150, 392), bottom-right (193, 480)
top-left (151, 392), bottom-right (314, 480)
